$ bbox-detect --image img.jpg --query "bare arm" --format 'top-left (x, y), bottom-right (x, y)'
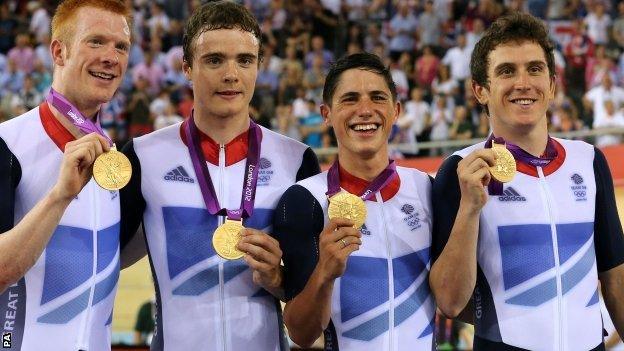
top-left (429, 149), bottom-right (496, 317)
top-left (284, 218), bottom-right (361, 347)
top-left (0, 133), bottom-right (109, 293)
top-left (600, 264), bottom-right (624, 337)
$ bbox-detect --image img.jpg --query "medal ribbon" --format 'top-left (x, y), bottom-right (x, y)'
top-left (185, 111), bottom-right (261, 221)
top-left (45, 88), bottom-right (112, 146)
top-left (325, 160), bottom-right (397, 201)
top-left (485, 134), bottom-right (558, 195)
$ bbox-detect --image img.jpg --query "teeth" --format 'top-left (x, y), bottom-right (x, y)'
top-left (513, 99), bottom-right (534, 105)
top-left (352, 124), bottom-right (378, 131)
top-left (91, 71), bottom-right (114, 80)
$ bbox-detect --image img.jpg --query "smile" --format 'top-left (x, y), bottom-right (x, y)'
top-left (510, 98), bottom-right (536, 106)
top-left (89, 71), bottom-right (116, 80)
top-left (350, 123), bottom-right (380, 132)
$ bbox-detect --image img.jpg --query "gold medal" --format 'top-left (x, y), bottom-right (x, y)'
top-left (327, 192), bottom-right (367, 229)
top-left (212, 219), bottom-right (245, 260)
top-left (93, 145), bottom-right (132, 190)
top-left (489, 143), bottom-right (516, 183)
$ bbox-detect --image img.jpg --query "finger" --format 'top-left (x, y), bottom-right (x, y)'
top-left (323, 226), bottom-right (361, 244)
top-left (237, 241), bottom-right (281, 265)
top-left (241, 229), bottom-right (281, 252)
top-left (243, 254), bottom-right (274, 273)
top-left (336, 235), bottom-right (363, 249)
top-left (323, 217), bottom-right (356, 233)
top-left (463, 157), bottom-right (491, 175)
top-left (68, 143), bottom-right (96, 169)
top-left (461, 149), bottom-right (496, 168)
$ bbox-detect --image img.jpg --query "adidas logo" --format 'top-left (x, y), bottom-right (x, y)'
top-left (164, 166), bottom-right (195, 183)
top-left (498, 187), bottom-right (526, 202)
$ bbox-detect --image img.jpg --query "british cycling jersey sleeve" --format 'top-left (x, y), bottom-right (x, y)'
top-left (593, 147), bottom-right (624, 272)
top-left (431, 155), bottom-right (463, 263)
top-left (0, 137), bottom-right (20, 233)
top-left (120, 140), bottom-right (146, 251)
top-left (296, 147), bottom-right (321, 182)
top-left (272, 184), bottom-right (325, 301)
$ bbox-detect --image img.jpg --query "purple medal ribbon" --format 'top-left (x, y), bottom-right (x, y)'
top-left (325, 160), bottom-right (397, 201)
top-left (485, 134), bottom-right (558, 195)
top-left (184, 111), bottom-right (261, 221)
top-left (46, 88), bottom-right (112, 146)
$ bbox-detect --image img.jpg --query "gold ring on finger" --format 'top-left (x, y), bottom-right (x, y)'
top-left (340, 238), bottom-right (347, 248)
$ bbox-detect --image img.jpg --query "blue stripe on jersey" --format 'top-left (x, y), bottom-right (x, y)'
top-left (505, 277), bottom-right (557, 306)
top-left (556, 222), bottom-right (594, 264)
top-left (172, 261), bottom-right (248, 296)
top-left (498, 224), bottom-right (555, 291)
top-left (97, 222), bottom-right (119, 273)
top-left (37, 289), bottom-right (90, 324)
top-left (163, 207), bottom-right (219, 279)
top-left (244, 208), bottom-right (274, 231)
top-left (586, 288), bottom-right (599, 307)
top-left (342, 310), bottom-right (389, 341)
top-left (393, 278), bottom-right (430, 327)
top-left (41, 225), bottom-right (93, 304)
top-left (105, 310), bottom-right (113, 326)
top-left (92, 259), bottom-right (120, 305)
top-left (562, 243), bottom-right (595, 294)
top-left (340, 256), bottom-right (388, 323)
top-left (392, 248), bottom-right (429, 298)
top-left (418, 317), bottom-right (434, 338)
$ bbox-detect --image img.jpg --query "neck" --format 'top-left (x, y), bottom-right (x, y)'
top-left (193, 107), bottom-right (251, 144)
top-left (492, 119), bottom-right (548, 157)
top-left (48, 85), bottom-right (100, 139)
top-left (338, 148), bottom-right (389, 182)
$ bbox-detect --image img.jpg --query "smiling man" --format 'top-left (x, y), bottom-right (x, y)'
top-left (273, 52), bottom-right (435, 351)
top-left (119, 1), bottom-right (319, 350)
top-left (430, 13), bottom-right (624, 350)
top-left (0, 1), bottom-right (131, 350)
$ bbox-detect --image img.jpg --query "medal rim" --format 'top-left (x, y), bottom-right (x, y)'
top-left (93, 149), bottom-right (132, 190)
top-left (327, 192), bottom-right (367, 229)
top-left (212, 220), bottom-right (245, 260)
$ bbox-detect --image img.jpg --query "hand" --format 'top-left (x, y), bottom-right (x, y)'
top-left (316, 218), bottom-right (362, 283)
top-left (50, 133), bottom-right (110, 202)
top-left (456, 149), bottom-right (496, 212)
top-left (237, 228), bottom-right (283, 290)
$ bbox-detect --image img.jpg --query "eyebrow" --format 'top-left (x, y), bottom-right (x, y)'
top-left (494, 60), bottom-right (547, 74)
top-left (338, 90), bottom-right (390, 100)
top-left (200, 52), bottom-right (258, 60)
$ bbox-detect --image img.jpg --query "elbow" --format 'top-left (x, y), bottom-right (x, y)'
top-left (284, 309), bottom-right (320, 348)
top-left (429, 271), bottom-right (471, 319)
top-left (289, 333), bottom-right (316, 349)
top-left (436, 299), bottom-right (465, 319)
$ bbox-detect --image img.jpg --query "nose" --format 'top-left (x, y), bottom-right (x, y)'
top-left (514, 70), bottom-right (531, 91)
top-left (356, 98), bottom-right (374, 118)
top-left (102, 45), bottom-right (119, 66)
top-left (223, 60), bottom-right (239, 83)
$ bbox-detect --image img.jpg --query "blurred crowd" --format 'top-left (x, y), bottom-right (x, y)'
top-left (2, 0), bottom-right (624, 156)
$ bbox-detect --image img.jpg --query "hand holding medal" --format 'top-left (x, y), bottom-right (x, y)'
top-left (489, 142), bottom-right (516, 183)
top-left (46, 89), bottom-right (131, 190)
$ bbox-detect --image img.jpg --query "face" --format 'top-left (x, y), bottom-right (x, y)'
top-left (184, 28), bottom-right (259, 121)
top-left (473, 41), bottom-right (555, 134)
top-left (52, 7), bottom-right (130, 112)
top-left (321, 68), bottom-right (400, 159)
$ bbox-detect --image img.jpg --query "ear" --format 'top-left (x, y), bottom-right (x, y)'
top-left (548, 75), bottom-right (556, 100)
top-left (320, 103), bottom-right (331, 126)
top-left (392, 100), bottom-right (401, 124)
top-left (50, 39), bottom-right (65, 67)
top-left (472, 79), bottom-right (490, 106)
top-left (183, 60), bottom-right (192, 81)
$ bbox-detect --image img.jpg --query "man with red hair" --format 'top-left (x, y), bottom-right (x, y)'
top-left (0, 1), bottom-right (132, 350)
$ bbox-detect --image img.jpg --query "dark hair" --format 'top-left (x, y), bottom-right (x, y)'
top-left (322, 52), bottom-right (397, 105)
top-left (182, 0), bottom-right (262, 67)
top-left (470, 12), bottom-right (555, 89)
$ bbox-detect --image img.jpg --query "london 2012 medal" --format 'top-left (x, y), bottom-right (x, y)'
top-left (93, 145), bottom-right (132, 190)
top-left (213, 219), bottom-right (245, 260)
top-left (327, 192), bottom-right (367, 229)
top-left (489, 143), bottom-right (516, 183)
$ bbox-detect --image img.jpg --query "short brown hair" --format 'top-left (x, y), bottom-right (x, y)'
top-left (51, 0), bottom-right (131, 42)
top-left (470, 12), bottom-right (555, 89)
top-left (183, 0), bottom-right (262, 67)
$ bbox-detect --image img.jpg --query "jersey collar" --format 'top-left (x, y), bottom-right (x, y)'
top-left (180, 119), bottom-right (248, 166)
top-left (338, 164), bottom-right (400, 202)
top-left (40, 101), bottom-right (75, 151)
top-left (515, 138), bottom-right (566, 177)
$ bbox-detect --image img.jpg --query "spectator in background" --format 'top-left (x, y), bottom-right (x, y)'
top-left (299, 99), bottom-right (325, 148)
top-left (390, 57), bottom-right (409, 101)
top-left (594, 99), bottom-right (624, 147)
top-left (28, 1), bottom-right (50, 42)
top-left (134, 299), bottom-right (155, 346)
top-left (448, 105), bottom-right (473, 140)
top-left (147, 2), bottom-right (170, 37)
top-left (126, 76), bottom-right (152, 137)
top-left (429, 94), bottom-right (451, 155)
top-left (414, 45), bottom-right (440, 93)
top-left (132, 51), bottom-right (165, 97)
top-left (612, 2), bottom-right (624, 49)
top-left (279, 62), bottom-right (304, 104)
top-left (442, 32), bottom-right (472, 99)
top-left (153, 101), bottom-right (183, 131)
top-left (565, 18), bottom-right (594, 110)
top-left (303, 54), bottom-right (326, 103)
top-left (0, 58), bottom-right (25, 97)
top-left (432, 64), bottom-right (459, 104)
top-left (305, 36), bottom-right (334, 71)
top-left (0, 3), bottom-right (18, 54)
top-left (34, 33), bottom-right (53, 71)
top-left (584, 2), bottom-right (611, 45)
top-left (419, 0), bottom-right (442, 50)
top-left (12, 74), bottom-right (42, 112)
top-left (466, 18), bottom-right (485, 50)
top-left (31, 59), bottom-right (51, 93)
top-left (363, 22), bottom-right (388, 55)
top-left (275, 103), bottom-right (301, 141)
top-left (397, 86), bottom-right (430, 155)
top-left (388, 1), bottom-right (418, 59)
top-left (584, 74), bottom-right (624, 127)
top-left (585, 44), bottom-right (616, 90)
top-left (8, 33), bottom-right (35, 74)
top-left (550, 104), bottom-right (583, 133)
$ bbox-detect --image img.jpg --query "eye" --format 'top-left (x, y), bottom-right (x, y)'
top-left (529, 65), bottom-right (543, 74)
top-left (239, 57), bottom-right (254, 66)
top-left (88, 38), bottom-right (103, 47)
top-left (206, 57), bottom-right (222, 65)
top-left (116, 43), bottom-right (129, 53)
top-left (372, 95), bottom-right (387, 101)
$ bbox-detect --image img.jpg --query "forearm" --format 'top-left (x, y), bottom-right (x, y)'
top-left (430, 202), bottom-right (480, 317)
top-left (284, 267), bottom-right (334, 347)
top-left (601, 265), bottom-right (624, 337)
top-left (0, 188), bottom-right (72, 292)
top-left (261, 266), bottom-right (285, 301)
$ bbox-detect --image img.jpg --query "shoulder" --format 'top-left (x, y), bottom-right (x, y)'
top-left (260, 125), bottom-right (309, 154)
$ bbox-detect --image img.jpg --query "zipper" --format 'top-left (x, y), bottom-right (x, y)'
top-left (377, 193), bottom-right (394, 351)
top-left (537, 167), bottom-right (563, 351)
top-left (218, 144), bottom-right (227, 351)
top-left (77, 182), bottom-right (98, 350)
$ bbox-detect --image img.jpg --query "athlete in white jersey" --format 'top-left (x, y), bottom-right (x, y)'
top-left (430, 13), bottom-right (624, 351)
top-left (0, 1), bottom-right (132, 350)
top-left (273, 53), bottom-right (436, 351)
top-left (119, 2), bottom-right (319, 350)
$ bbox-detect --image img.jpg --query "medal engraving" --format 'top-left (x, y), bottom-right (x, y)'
top-left (93, 146), bottom-right (132, 190)
top-left (489, 143), bottom-right (516, 183)
top-left (328, 192), bottom-right (367, 229)
top-left (213, 220), bottom-right (245, 260)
